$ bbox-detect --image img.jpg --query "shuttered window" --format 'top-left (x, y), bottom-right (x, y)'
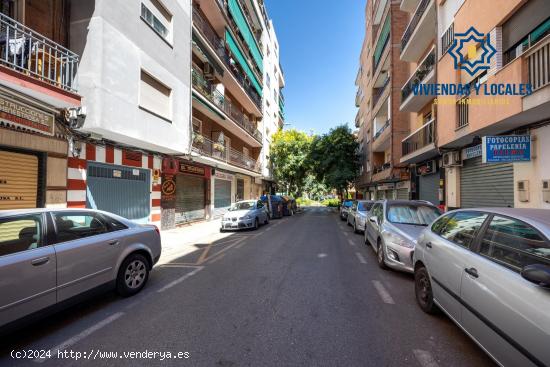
top-left (140, 70), bottom-right (172, 120)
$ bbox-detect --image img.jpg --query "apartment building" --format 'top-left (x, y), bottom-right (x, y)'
top-left (436, 0), bottom-right (550, 209)
top-left (355, 0), bottom-right (412, 201)
top-left (0, 0), bottom-right (81, 211)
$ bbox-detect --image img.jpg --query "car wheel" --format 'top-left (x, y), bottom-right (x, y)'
top-left (353, 221), bottom-right (359, 234)
top-left (415, 266), bottom-right (438, 314)
top-left (340, 214), bottom-right (345, 221)
top-left (264, 215), bottom-right (269, 225)
top-left (347, 218), bottom-right (352, 226)
top-left (220, 228), bottom-right (225, 233)
top-left (254, 218), bottom-right (259, 230)
top-left (116, 253), bottom-right (150, 297)
top-left (377, 240), bottom-right (388, 270)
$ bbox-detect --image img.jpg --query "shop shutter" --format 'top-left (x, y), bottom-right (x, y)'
top-left (419, 173), bottom-right (439, 205)
top-left (214, 179), bottom-right (232, 217)
top-left (236, 178), bottom-right (245, 201)
top-left (460, 157), bottom-right (514, 208)
top-left (175, 175), bottom-right (205, 224)
top-left (0, 150), bottom-right (38, 210)
top-left (397, 188), bottom-right (409, 200)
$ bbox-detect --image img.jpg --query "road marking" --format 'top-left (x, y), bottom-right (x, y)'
top-left (348, 239), bottom-right (356, 247)
top-left (157, 266), bottom-right (204, 293)
top-left (372, 280), bottom-right (395, 304)
top-left (208, 253), bottom-right (226, 264)
top-left (34, 312), bottom-right (125, 363)
top-left (355, 252), bottom-right (367, 264)
top-left (413, 350), bottom-right (439, 367)
top-left (265, 227), bottom-right (272, 232)
top-left (317, 253), bottom-right (327, 258)
top-left (197, 242), bottom-right (213, 264)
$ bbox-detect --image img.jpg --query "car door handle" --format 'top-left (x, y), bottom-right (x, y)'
top-left (31, 257), bottom-right (50, 266)
top-left (426, 242), bottom-right (433, 249)
top-left (465, 267), bottom-right (479, 278)
top-left (108, 240), bottom-right (120, 246)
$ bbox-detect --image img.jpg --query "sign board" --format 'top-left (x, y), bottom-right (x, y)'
top-left (161, 174), bottom-right (176, 209)
top-left (463, 144), bottom-right (482, 160)
top-left (0, 95), bottom-right (54, 136)
top-left (254, 177), bottom-right (262, 184)
top-left (179, 163), bottom-right (205, 176)
top-left (214, 170), bottom-right (234, 181)
top-left (482, 135), bottom-right (531, 163)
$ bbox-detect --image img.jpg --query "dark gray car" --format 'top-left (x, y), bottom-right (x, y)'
top-left (413, 208), bottom-right (550, 367)
top-left (0, 208), bottom-right (161, 330)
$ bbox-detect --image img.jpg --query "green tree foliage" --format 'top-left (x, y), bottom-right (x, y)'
top-left (270, 129), bottom-right (312, 196)
top-left (309, 125), bottom-right (360, 195)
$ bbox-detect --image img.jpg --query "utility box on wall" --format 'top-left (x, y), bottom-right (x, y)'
top-left (543, 180), bottom-right (550, 204)
top-left (517, 180), bottom-right (530, 203)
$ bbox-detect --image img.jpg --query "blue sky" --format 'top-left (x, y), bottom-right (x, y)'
top-left (265, 0), bottom-right (365, 135)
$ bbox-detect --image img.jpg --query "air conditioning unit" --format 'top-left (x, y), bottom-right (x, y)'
top-left (204, 63), bottom-right (214, 80)
top-left (442, 151), bottom-right (462, 167)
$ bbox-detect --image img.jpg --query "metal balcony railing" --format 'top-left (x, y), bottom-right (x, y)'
top-left (402, 118), bottom-right (435, 156)
top-left (526, 34), bottom-right (550, 91)
top-left (192, 132), bottom-right (260, 173)
top-left (373, 162), bottom-right (391, 174)
top-left (457, 97), bottom-right (469, 129)
top-left (401, 48), bottom-right (435, 102)
top-left (401, 0), bottom-right (431, 52)
top-left (192, 7), bottom-right (263, 111)
top-left (441, 23), bottom-right (454, 56)
top-left (192, 68), bottom-right (262, 142)
top-left (373, 119), bottom-right (390, 141)
top-left (0, 12), bottom-right (78, 92)
top-left (372, 77), bottom-right (390, 108)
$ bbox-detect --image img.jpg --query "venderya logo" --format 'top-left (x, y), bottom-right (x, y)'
top-left (448, 26), bottom-right (496, 77)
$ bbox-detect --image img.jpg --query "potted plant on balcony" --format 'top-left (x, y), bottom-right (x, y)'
top-left (213, 142), bottom-right (225, 153)
top-left (193, 133), bottom-right (205, 145)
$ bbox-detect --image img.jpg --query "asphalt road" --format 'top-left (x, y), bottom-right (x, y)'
top-left (0, 207), bottom-right (495, 366)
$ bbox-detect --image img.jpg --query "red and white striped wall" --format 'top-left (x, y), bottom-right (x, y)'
top-left (67, 142), bottom-right (162, 227)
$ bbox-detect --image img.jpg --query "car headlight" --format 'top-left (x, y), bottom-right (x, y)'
top-left (385, 232), bottom-right (414, 248)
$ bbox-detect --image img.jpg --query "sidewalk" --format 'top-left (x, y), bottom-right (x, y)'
top-left (157, 219), bottom-right (229, 265)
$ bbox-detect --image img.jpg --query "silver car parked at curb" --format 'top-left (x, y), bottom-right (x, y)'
top-left (347, 200), bottom-right (375, 233)
top-left (364, 200), bottom-right (441, 273)
top-left (413, 208), bottom-right (550, 367)
top-left (221, 200), bottom-right (269, 231)
top-left (0, 208), bottom-right (161, 331)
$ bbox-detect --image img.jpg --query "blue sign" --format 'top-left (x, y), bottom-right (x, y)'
top-left (482, 135), bottom-right (531, 163)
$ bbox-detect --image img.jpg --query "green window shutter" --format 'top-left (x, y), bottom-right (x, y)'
top-left (227, 0), bottom-right (263, 73)
top-left (226, 29), bottom-right (263, 97)
top-left (373, 16), bottom-right (391, 69)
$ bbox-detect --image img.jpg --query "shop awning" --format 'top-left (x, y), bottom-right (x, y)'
top-left (227, 0), bottom-right (263, 73)
top-left (192, 94), bottom-right (226, 120)
top-left (225, 29), bottom-right (263, 97)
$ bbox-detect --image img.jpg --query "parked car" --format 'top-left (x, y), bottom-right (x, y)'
top-left (221, 200), bottom-right (269, 231)
top-left (340, 200), bottom-right (354, 221)
top-left (364, 200), bottom-right (441, 272)
top-left (347, 200), bottom-right (375, 233)
top-left (0, 208), bottom-right (161, 330)
top-left (413, 208), bottom-right (550, 367)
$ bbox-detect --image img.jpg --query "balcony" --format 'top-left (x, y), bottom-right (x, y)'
top-left (373, 0), bottom-right (389, 25)
top-left (192, 7), bottom-right (263, 113)
top-left (400, 118), bottom-right (437, 164)
top-left (400, 0), bottom-right (420, 13)
top-left (192, 132), bottom-right (260, 173)
top-left (371, 163), bottom-right (392, 182)
top-left (372, 76), bottom-right (390, 110)
top-left (400, 0), bottom-right (435, 62)
top-left (192, 68), bottom-right (262, 144)
top-left (0, 12), bottom-right (79, 107)
top-left (400, 48), bottom-right (435, 111)
top-left (373, 16), bottom-right (390, 73)
top-left (373, 119), bottom-right (390, 141)
top-left (526, 35), bottom-right (550, 92)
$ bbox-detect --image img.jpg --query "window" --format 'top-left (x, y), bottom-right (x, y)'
top-left (192, 117), bottom-right (202, 134)
top-left (140, 70), bottom-right (172, 120)
top-left (370, 204), bottom-right (383, 223)
top-left (480, 216), bottom-right (550, 271)
top-left (439, 211), bottom-right (488, 248)
top-left (0, 214), bottom-right (42, 257)
top-left (101, 214), bottom-right (128, 232)
top-left (431, 214), bottom-right (452, 235)
top-left (357, 202), bottom-right (373, 212)
top-left (53, 213), bottom-right (109, 243)
top-left (141, 1), bottom-right (172, 41)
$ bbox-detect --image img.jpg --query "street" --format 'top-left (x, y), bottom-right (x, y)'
top-left (1, 207), bottom-right (495, 367)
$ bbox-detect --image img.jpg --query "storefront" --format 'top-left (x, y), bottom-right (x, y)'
top-left (415, 160), bottom-right (440, 205)
top-left (395, 181), bottom-right (410, 200)
top-left (0, 92), bottom-right (67, 210)
top-left (175, 162), bottom-right (209, 224)
top-left (213, 170), bottom-right (234, 218)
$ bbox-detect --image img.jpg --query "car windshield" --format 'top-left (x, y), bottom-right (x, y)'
top-left (387, 205), bottom-right (441, 226)
top-left (230, 202), bottom-right (255, 211)
top-left (343, 201), bottom-right (353, 208)
top-left (357, 202), bottom-right (373, 212)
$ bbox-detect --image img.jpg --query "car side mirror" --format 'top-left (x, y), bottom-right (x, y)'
top-left (521, 264), bottom-right (550, 288)
top-left (369, 216), bottom-right (378, 224)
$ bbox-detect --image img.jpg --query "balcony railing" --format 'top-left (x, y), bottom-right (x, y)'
top-left (372, 77), bottom-right (390, 108)
top-left (192, 7), bottom-right (263, 111)
top-left (373, 119), bottom-right (390, 141)
top-left (526, 34), bottom-right (550, 91)
top-left (192, 68), bottom-right (262, 142)
top-left (373, 162), bottom-right (391, 174)
top-left (441, 23), bottom-right (454, 56)
top-left (401, 0), bottom-right (431, 52)
top-left (402, 118), bottom-right (435, 156)
top-left (401, 48), bottom-right (435, 102)
top-left (192, 132), bottom-right (260, 173)
top-left (0, 12), bottom-right (78, 92)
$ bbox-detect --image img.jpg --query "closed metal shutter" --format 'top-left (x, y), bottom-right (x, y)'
top-left (460, 157), bottom-right (514, 208)
top-left (0, 150), bottom-right (38, 209)
top-left (419, 173), bottom-right (439, 205)
top-left (87, 162), bottom-right (151, 223)
top-left (175, 175), bottom-right (205, 224)
top-left (236, 178), bottom-right (244, 201)
top-left (397, 188), bottom-right (409, 200)
top-left (214, 179), bottom-right (232, 217)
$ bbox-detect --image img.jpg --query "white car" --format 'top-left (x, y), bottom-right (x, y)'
top-left (347, 200), bottom-right (375, 233)
top-left (221, 200), bottom-right (269, 231)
